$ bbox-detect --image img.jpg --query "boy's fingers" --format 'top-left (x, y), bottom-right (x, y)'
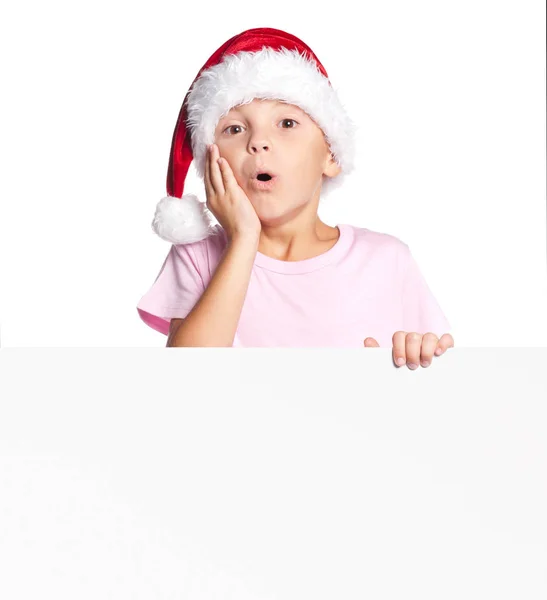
top-left (217, 156), bottom-right (236, 191)
top-left (435, 333), bottom-right (454, 356)
top-left (420, 333), bottom-right (439, 367)
top-left (204, 144), bottom-right (211, 193)
top-left (209, 144), bottom-right (225, 195)
top-left (405, 332), bottom-right (423, 369)
top-left (392, 331), bottom-right (407, 366)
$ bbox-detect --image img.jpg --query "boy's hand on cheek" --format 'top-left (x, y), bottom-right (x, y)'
top-left (363, 331), bottom-right (454, 370)
top-left (205, 144), bottom-right (262, 242)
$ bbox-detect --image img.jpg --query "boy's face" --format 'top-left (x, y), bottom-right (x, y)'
top-left (213, 98), bottom-right (341, 224)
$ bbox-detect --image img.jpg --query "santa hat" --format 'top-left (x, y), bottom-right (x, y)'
top-left (151, 27), bottom-right (356, 245)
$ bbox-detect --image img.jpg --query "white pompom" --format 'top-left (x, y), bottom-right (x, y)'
top-left (151, 194), bottom-right (217, 244)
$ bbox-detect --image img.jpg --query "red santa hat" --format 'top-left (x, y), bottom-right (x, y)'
top-left (151, 27), bottom-right (356, 245)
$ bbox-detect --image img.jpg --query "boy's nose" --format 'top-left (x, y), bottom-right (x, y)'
top-left (249, 141), bottom-right (270, 153)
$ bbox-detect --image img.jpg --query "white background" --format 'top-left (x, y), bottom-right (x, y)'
top-left (0, 0), bottom-right (545, 347)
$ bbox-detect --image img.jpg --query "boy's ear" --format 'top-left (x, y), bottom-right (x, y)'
top-left (323, 153), bottom-right (342, 178)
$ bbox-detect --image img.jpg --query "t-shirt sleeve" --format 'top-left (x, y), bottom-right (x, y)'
top-left (399, 243), bottom-right (452, 338)
top-left (136, 242), bottom-right (207, 336)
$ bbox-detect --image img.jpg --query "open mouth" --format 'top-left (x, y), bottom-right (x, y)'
top-left (256, 173), bottom-right (272, 181)
top-left (250, 172), bottom-right (278, 190)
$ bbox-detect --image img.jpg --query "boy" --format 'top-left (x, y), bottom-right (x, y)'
top-left (137, 27), bottom-right (454, 368)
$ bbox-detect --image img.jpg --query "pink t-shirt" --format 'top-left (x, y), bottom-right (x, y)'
top-left (137, 223), bottom-right (451, 347)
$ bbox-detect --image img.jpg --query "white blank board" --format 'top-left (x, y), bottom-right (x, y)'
top-left (1, 347), bottom-right (546, 599)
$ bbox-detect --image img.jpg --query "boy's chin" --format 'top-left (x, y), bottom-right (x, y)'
top-left (253, 202), bottom-right (307, 226)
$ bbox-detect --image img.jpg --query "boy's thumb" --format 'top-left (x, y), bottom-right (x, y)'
top-left (364, 337), bottom-right (379, 347)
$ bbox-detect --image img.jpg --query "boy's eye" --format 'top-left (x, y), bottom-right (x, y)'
top-left (222, 119), bottom-right (298, 135)
top-left (224, 125), bottom-right (243, 135)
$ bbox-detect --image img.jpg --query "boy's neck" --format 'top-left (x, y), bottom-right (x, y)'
top-left (257, 219), bottom-right (340, 262)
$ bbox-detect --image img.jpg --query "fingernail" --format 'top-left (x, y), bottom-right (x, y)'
top-left (421, 361), bottom-right (430, 368)
top-left (407, 363), bottom-right (418, 370)
top-left (396, 357), bottom-right (405, 366)
top-left (435, 348), bottom-right (442, 355)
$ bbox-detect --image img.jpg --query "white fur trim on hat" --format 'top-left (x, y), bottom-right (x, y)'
top-left (151, 194), bottom-right (217, 245)
top-left (186, 46), bottom-right (356, 197)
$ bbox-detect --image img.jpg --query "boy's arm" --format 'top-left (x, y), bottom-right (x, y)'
top-left (166, 233), bottom-right (259, 347)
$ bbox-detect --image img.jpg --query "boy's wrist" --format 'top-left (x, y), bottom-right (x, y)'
top-left (229, 231), bottom-right (260, 250)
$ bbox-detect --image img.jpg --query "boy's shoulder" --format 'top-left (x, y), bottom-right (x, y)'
top-left (169, 224), bottom-right (226, 280)
top-left (173, 224), bottom-right (226, 254)
top-left (347, 223), bottom-right (409, 254)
